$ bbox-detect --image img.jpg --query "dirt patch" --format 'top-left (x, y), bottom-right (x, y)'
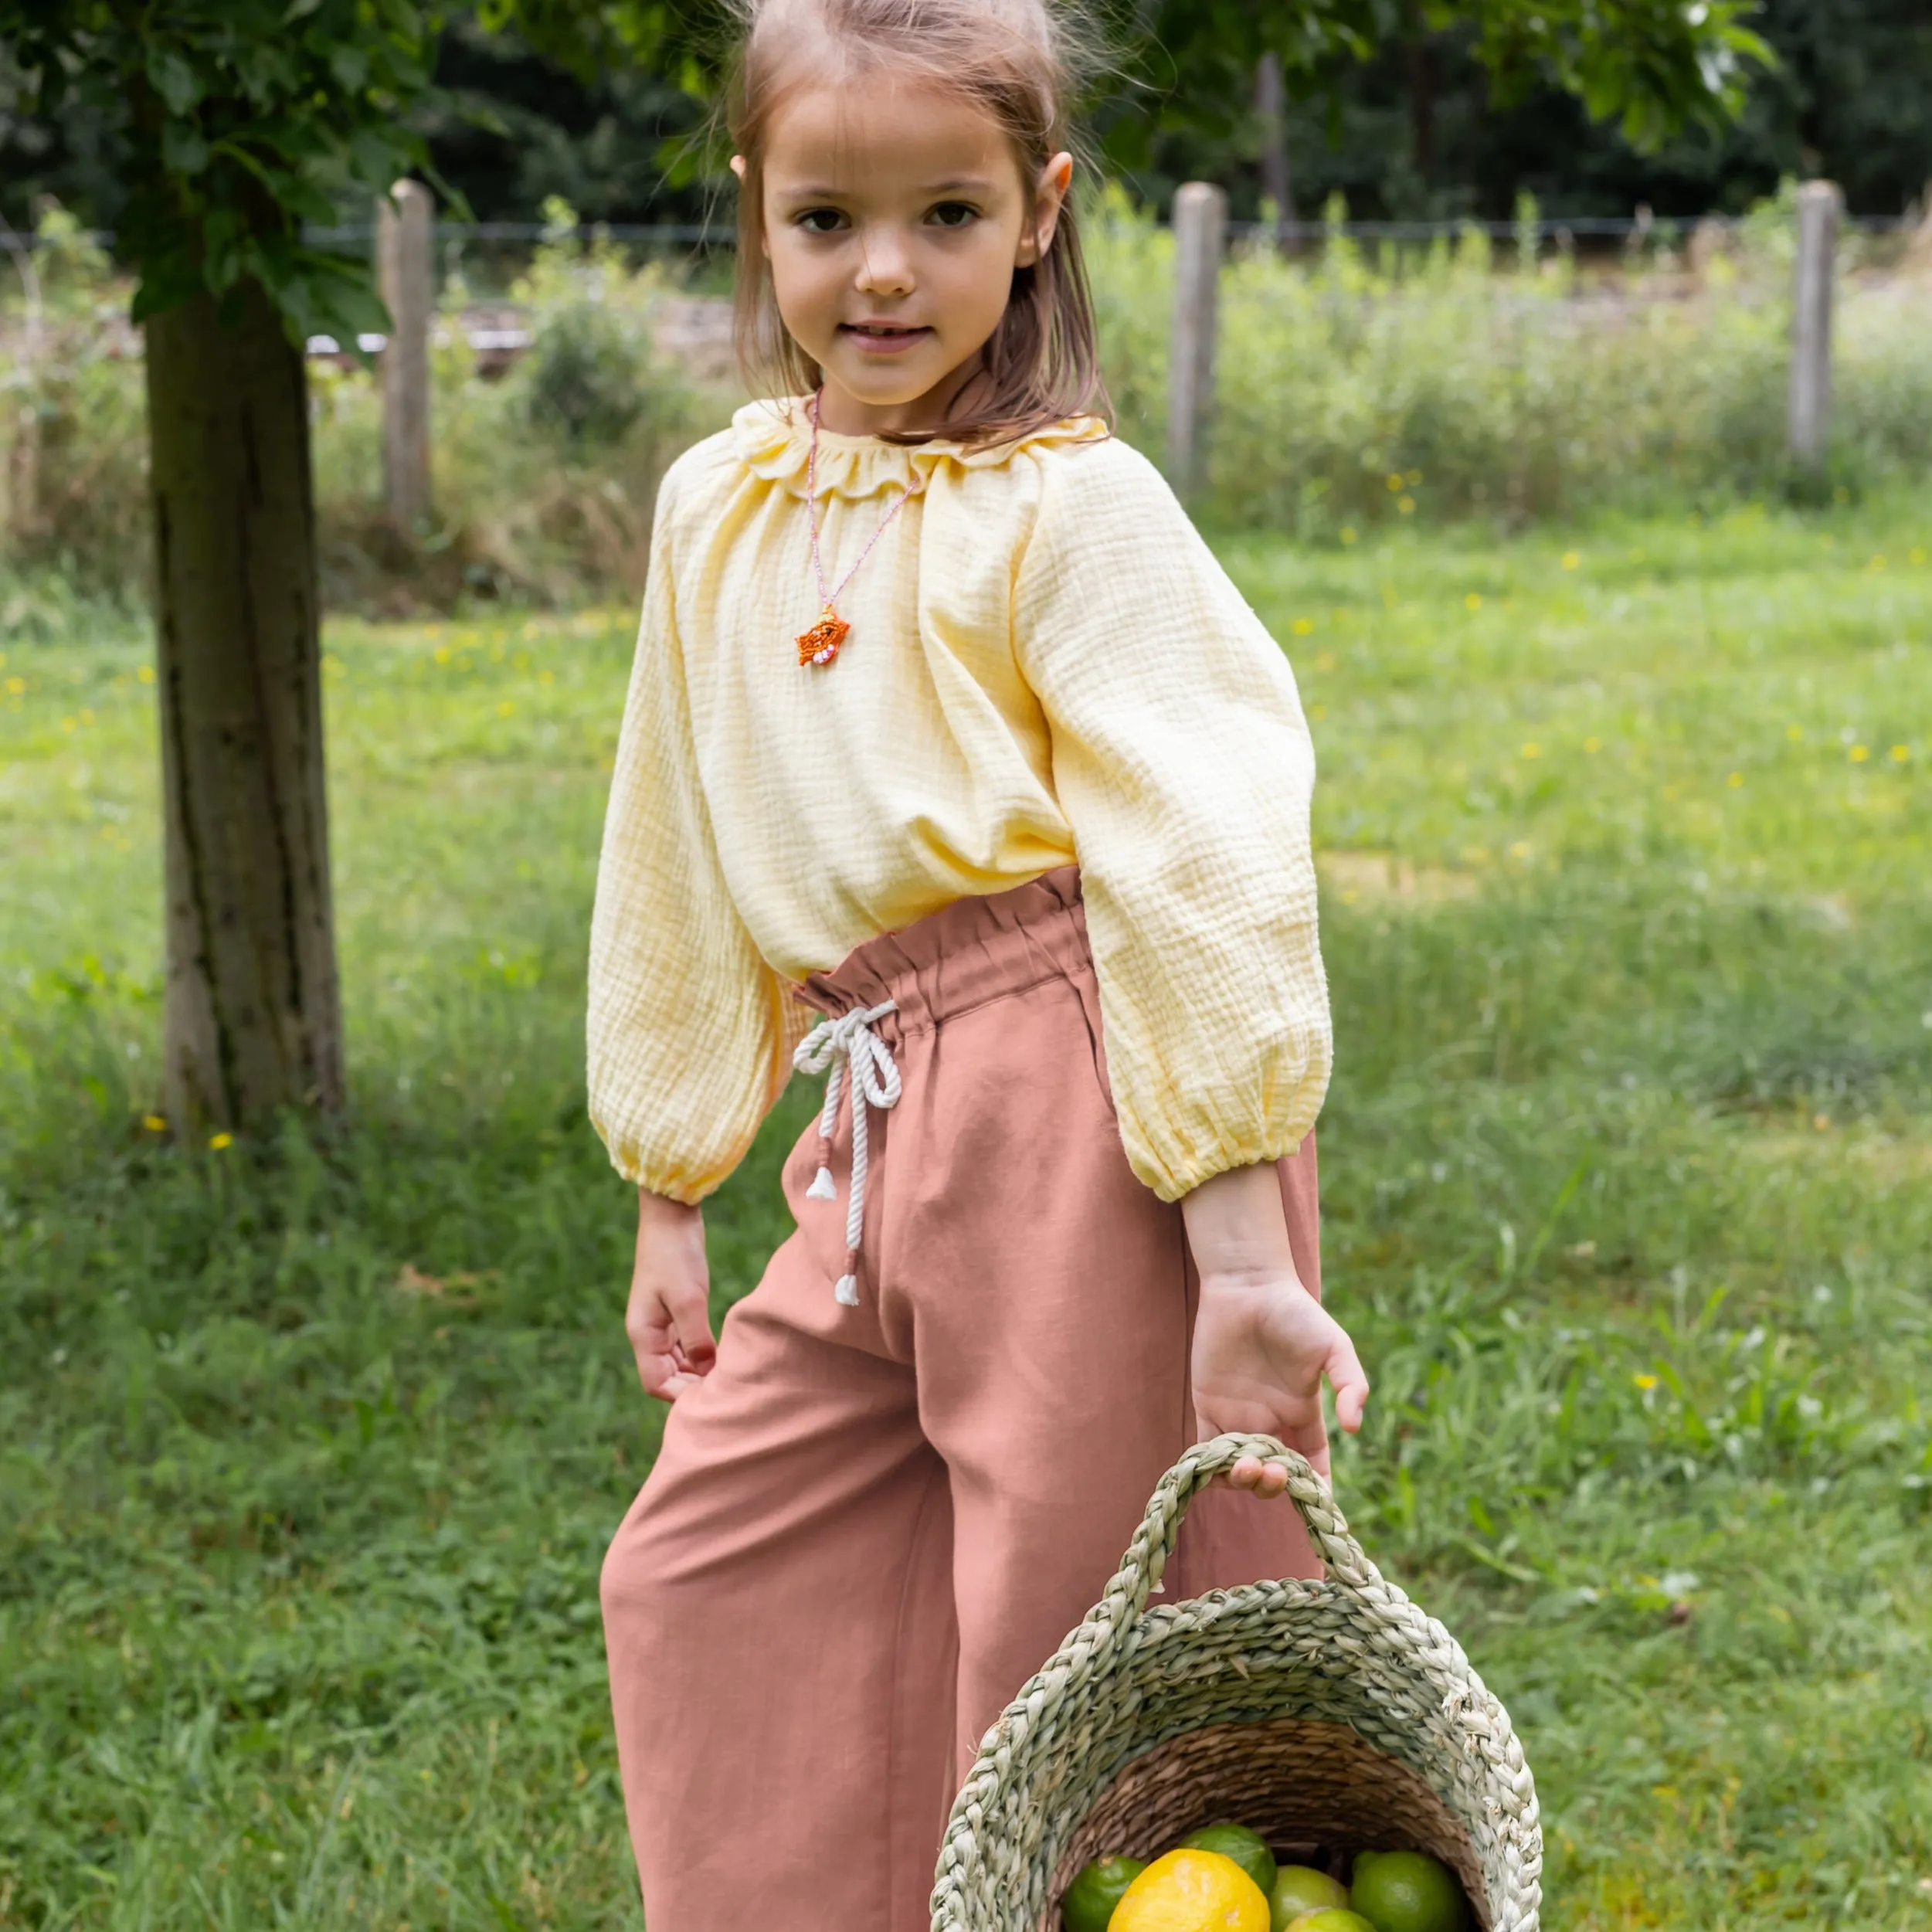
top-left (1318, 850), bottom-right (1481, 905)
top-left (1738, 1126), bottom-right (1932, 1187)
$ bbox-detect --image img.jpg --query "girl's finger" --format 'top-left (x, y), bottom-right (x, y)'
top-left (665, 1281), bottom-right (717, 1370)
top-left (1327, 1337), bottom-right (1371, 1432)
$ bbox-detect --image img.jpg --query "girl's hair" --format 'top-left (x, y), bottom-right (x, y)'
top-left (726, 0), bottom-right (1111, 447)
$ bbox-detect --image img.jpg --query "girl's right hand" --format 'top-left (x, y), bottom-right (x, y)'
top-left (626, 1188), bottom-right (715, 1401)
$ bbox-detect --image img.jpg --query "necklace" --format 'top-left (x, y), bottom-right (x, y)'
top-left (796, 392), bottom-right (918, 668)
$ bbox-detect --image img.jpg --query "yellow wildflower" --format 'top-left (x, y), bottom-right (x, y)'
top-left (1292, 616), bottom-right (1314, 636)
top-left (209, 1132), bottom-right (234, 1151)
top-left (1465, 593), bottom-right (1482, 611)
top-left (1560, 551), bottom-right (1581, 570)
top-left (1634, 1373), bottom-right (1659, 1391)
top-left (1850, 745), bottom-right (1869, 763)
top-left (142, 1114), bottom-right (166, 1132)
top-left (1891, 745), bottom-right (1910, 762)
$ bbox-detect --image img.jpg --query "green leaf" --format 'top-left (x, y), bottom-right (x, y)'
top-left (161, 124), bottom-right (212, 177)
top-left (328, 42), bottom-right (369, 92)
top-left (145, 46), bottom-right (204, 116)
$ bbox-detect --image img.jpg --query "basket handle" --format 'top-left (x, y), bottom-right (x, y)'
top-left (1091, 1433), bottom-right (1380, 1640)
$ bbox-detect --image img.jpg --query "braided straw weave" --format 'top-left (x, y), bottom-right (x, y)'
top-left (930, 1434), bottom-right (1541, 1932)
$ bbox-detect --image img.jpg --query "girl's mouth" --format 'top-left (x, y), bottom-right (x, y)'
top-left (840, 322), bottom-right (932, 355)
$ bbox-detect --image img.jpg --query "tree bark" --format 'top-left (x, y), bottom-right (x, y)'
top-left (1255, 50), bottom-right (1296, 256)
top-left (1404, 9), bottom-right (1436, 185)
top-left (145, 278), bottom-right (343, 1132)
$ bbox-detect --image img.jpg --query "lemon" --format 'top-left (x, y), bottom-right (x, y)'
top-left (1180, 1824), bottom-right (1278, 1899)
top-left (1111, 1848), bottom-right (1272, 1932)
top-left (1269, 1866), bottom-right (1351, 1930)
top-left (1060, 1855), bottom-right (1146, 1932)
top-left (1285, 1912), bottom-right (1377, 1932)
top-left (1350, 1852), bottom-right (1471, 1932)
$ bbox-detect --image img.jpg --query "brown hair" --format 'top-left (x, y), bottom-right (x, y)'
top-left (725, 0), bottom-right (1111, 447)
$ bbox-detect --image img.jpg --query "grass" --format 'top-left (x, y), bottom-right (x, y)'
top-left (2, 494), bottom-right (1930, 1930)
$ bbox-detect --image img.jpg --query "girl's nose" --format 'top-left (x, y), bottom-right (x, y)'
top-left (854, 226), bottom-right (916, 297)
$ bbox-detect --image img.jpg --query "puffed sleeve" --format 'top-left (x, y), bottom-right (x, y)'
top-left (586, 459), bottom-right (801, 1201)
top-left (1013, 436), bottom-right (1331, 1201)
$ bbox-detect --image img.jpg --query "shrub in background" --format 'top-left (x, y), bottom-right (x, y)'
top-left (0, 212), bottom-right (150, 635)
top-left (1081, 185), bottom-right (1932, 538)
top-left (311, 203), bottom-right (721, 613)
top-left (1, 202), bottom-right (725, 630)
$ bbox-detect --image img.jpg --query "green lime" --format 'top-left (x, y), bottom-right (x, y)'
top-left (1271, 1866), bottom-right (1352, 1930)
top-left (1285, 1912), bottom-right (1378, 1932)
top-left (1350, 1851), bottom-right (1472, 1932)
top-left (1060, 1854), bottom-right (1146, 1932)
top-left (1180, 1823), bottom-right (1278, 1899)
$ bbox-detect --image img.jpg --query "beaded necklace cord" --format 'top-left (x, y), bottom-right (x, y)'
top-left (795, 391), bottom-right (919, 669)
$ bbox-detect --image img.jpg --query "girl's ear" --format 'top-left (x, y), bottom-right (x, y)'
top-left (1016, 151), bottom-right (1075, 266)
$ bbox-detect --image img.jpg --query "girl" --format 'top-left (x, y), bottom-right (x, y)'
top-left (589, 0), bottom-right (1370, 1924)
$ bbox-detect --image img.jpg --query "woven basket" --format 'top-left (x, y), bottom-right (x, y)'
top-left (930, 1433), bottom-right (1542, 1932)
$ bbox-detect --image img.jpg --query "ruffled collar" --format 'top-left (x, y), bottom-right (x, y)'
top-left (732, 396), bottom-right (1109, 501)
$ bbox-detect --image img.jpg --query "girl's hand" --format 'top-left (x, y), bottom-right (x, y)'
top-left (1190, 1272), bottom-right (1369, 1482)
top-left (626, 1188), bottom-right (715, 1401)
top-left (1180, 1162), bottom-right (1370, 1489)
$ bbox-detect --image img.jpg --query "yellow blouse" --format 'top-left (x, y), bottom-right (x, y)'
top-left (588, 399), bottom-right (1330, 1205)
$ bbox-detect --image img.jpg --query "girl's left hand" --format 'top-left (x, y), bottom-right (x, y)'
top-left (1180, 1160), bottom-right (1370, 1496)
top-left (1190, 1272), bottom-right (1370, 1487)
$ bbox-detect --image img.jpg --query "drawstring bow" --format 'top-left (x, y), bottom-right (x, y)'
top-left (793, 1000), bottom-right (901, 1306)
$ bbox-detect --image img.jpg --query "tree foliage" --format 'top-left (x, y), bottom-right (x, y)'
top-left (0, 0), bottom-right (450, 342)
top-left (1119, 0), bottom-right (1773, 163)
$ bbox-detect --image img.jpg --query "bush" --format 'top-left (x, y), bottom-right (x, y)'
top-left (1082, 182), bottom-right (1932, 538)
top-left (309, 203), bottom-right (722, 612)
top-left (1, 202), bottom-right (725, 627)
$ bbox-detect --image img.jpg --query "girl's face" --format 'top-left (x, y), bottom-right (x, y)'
top-left (744, 73), bottom-right (1072, 435)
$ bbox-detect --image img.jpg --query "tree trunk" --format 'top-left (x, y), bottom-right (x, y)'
top-left (1255, 50), bottom-right (1296, 256)
top-left (1405, 7), bottom-right (1436, 185)
top-left (145, 278), bottom-right (344, 1132)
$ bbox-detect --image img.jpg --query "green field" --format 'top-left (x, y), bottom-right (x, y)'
top-left (3, 499), bottom-right (1930, 1930)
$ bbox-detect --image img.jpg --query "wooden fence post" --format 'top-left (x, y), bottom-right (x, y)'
top-left (378, 180), bottom-right (433, 526)
top-left (1788, 180), bottom-right (1841, 474)
top-left (1255, 53), bottom-right (1295, 256)
top-left (1168, 182), bottom-right (1227, 498)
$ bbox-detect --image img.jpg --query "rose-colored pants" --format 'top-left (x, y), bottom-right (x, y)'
top-left (601, 869), bottom-right (1321, 1930)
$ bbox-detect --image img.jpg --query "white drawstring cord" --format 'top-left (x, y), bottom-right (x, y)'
top-left (793, 1000), bottom-right (901, 1306)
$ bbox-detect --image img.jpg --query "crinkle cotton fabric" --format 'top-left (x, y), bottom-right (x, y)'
top-left (587, 397), bottom-right (1330, 1204)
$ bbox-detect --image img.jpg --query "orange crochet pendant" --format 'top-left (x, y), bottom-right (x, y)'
top-left (796, 606), bottom-right (851, 668)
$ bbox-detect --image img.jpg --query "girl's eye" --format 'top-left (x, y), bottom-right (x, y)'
top-left (795, 208), bottom-right (848, 235)
top-left (928, 202), bottom-right (980, 229)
